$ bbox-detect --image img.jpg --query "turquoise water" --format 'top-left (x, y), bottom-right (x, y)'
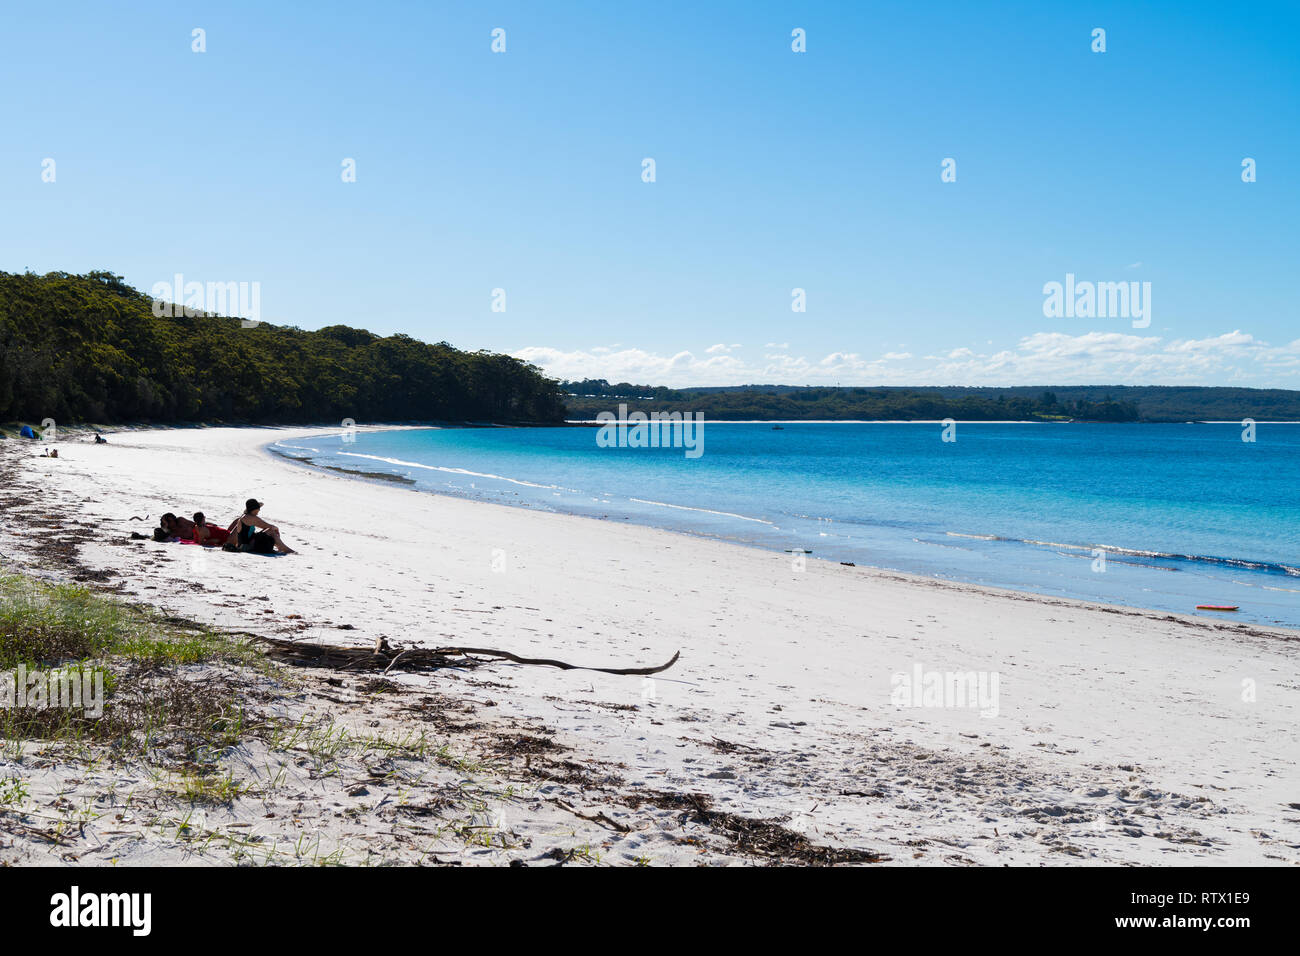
top-left (272, 423), bottom-right (1300, 629)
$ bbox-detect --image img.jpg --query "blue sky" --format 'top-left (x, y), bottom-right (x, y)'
top-left (2, 1), bottom-right (1297, 387)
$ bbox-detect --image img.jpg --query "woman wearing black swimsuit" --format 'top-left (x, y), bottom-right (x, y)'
top-left (232, 499), bottom-right (297, 554)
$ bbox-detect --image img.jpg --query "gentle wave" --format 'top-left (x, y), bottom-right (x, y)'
top-left (336, 452), bottom-right (571, 492)
top-left (628, 498), bottom-right (777, 526)
top-left (947, 531), bottom-right (1297, 577)
top-left (913, 538), bottom-right (974, 551)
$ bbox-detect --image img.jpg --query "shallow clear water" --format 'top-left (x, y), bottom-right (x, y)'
top-left (272, 422), bottom-right (1300, 629)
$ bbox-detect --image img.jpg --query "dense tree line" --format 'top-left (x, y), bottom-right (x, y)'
top-left (561, 381), bottom-right (1300, 422)
top-left (562, 382), bottom-right (1137, 421)
top-left (0, 271), bottom-right (565, 425)
top-left (949, 385), bottom-right (1300, 422)
top-left (563, 378), bottom-right (680, 401)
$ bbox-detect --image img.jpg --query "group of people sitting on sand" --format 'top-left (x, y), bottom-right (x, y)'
top-left (152, 498), bottom-right (296, 555)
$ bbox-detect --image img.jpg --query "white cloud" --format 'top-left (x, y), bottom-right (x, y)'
top-left (514, 329), bottom-right (1300, 388)
top-left (1164, 330), bottom-right (1255, 352)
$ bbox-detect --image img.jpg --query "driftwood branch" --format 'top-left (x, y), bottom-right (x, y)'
top-left (546, 797), bottom-right (634, 832)
top-left (241, 632), bottom-right (680, 677)
top-left (449, 646), bottom-right (680, 676)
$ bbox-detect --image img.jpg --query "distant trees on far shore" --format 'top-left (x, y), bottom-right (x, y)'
top-left (561, 381), bottom-right (1300, 422)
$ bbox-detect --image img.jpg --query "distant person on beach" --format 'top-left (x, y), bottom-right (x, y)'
top-left (231, 499), bottom-right (296, 555)
top-left (94, 433), bottom-right (107, 444)
top-left (191, 512), bottom-right (231, 547)
top-left (160, 513), bottom-right (196, 539)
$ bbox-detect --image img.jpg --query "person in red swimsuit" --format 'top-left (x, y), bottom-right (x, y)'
top-left (191, 511), bottom-right (231, 547)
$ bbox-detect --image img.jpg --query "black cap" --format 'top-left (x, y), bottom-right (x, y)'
top-left (245, 498), bottom-right (263, 512)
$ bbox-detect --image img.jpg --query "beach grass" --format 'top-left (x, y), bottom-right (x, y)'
top-left (0, 569), bottom-right (501, 865)
top-left (0, 571), bottom-right (264, 755)
top-left (0, 573), bottom-right (256, 670)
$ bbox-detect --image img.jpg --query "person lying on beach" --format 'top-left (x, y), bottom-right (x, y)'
top-left (160, 513), bottom-right (196, 539)
top-left (229, 499), bottom-right (296, 555)
top-left (191, 511), bottom-right (231, 547)
top-left (94, 433), bottom-right (107, 444)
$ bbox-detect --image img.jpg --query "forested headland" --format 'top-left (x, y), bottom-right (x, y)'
top-left (0, 271), bottom-right (565, 425)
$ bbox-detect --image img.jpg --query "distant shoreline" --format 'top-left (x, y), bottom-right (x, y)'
top-left (565, 418), bottom-right (1300, 425)
top-left (10, 418), bottom-right (1300, 440)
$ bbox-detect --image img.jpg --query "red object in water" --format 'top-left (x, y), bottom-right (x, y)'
top-left (1196, 605), bottom-right (1239, 611)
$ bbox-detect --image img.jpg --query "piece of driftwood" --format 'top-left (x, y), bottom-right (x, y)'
top-left (243, 632), bottom-right (680, 677)
top-left (447, 645), bottom-right (680, 676)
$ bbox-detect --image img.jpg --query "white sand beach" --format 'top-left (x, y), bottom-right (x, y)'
top-left (2, 425), bottom-right (1298, 866)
